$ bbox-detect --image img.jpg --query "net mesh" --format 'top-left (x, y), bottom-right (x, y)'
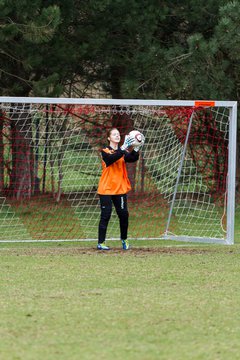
top-left (0, 101), bottom-right (230, 241)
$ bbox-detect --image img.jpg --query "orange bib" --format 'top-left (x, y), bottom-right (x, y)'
top-left (97, 148), bottom-right (132, 195)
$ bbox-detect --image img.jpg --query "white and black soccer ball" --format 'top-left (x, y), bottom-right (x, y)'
top-left (129, 130), bottom-right (145, 147)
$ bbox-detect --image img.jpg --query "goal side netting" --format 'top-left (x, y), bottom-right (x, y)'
top-left (0, 98), bottom-right (237, 244)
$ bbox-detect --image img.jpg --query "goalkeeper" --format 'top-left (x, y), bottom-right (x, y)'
top-left (97, 128), bottom-right (143, 250)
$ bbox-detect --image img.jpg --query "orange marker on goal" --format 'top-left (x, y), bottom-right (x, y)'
top-left (195, 101), bottom-right (216, 107)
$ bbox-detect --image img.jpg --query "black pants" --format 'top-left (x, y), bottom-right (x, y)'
top-left (98, 194), bottom-right (129, 243)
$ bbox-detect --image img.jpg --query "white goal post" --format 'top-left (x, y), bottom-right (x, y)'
top-left (0, 97), bottom-right (237, 244)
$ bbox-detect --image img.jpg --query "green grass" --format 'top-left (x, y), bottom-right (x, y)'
top-left (1, 237), bottom-right (240, 360)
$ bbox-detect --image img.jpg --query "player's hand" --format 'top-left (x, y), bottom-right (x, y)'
top-left (134, 133), bottom-right (145, 152)
top-left (120, 135), bottom-right (135, 151)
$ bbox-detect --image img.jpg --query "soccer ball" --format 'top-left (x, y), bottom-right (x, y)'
top-left (129, 130), bottom-right (144, 147)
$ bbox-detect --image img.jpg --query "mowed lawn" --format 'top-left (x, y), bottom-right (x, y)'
top-left (1, 235), bottom-right (240, 360)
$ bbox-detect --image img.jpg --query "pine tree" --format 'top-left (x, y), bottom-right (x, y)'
top-left (0, 0), bottom-right (61, 96)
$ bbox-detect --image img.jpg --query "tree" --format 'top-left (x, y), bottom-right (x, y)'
top-left (0, 1), bottom-right (61, 96)
top-left (0, 0), bottom-right (61, 197)
top-left (1, 0), bottom-right (240, 197)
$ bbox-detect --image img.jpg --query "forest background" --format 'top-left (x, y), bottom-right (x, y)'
top-left (0, 0), bottom-right (239, 184)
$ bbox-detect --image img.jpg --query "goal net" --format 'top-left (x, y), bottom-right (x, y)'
top-left (0, 97), bottom-right (237, 244)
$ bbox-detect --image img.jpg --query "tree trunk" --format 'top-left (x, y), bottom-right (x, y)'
top-left (0, 112), bottom-right (4, 193)
top-left (42, 106), bottom-right (49, 193)
top-left (33, 116), bottom-right (40, 194)
top-left (110, 65), bottom-right (123, 99)
top-left (9, 104), bottom-right (33, 199)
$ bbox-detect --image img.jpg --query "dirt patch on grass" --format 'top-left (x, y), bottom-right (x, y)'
top-left (0, 245), bottom-right (216, 257)
top-left (93, 246), bottom-right (215, 256)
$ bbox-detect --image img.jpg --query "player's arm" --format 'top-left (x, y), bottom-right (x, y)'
top-left (102, 135), bottom-right (135, 166)
top-left (101, 148), bottom-right (125, 167)
top-left (124, 149), bottom-right (139, 163)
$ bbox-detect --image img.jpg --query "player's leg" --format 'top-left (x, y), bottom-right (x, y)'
top-left (97, 195), bottom-right (112, 250)
top-left (112, 194), bottom-right (130, 250)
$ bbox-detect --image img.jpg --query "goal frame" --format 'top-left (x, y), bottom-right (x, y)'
top-left (0, 97), bottom-right (237, 244)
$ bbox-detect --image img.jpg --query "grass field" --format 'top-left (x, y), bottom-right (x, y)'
top-left (1, 226), bottom-right (240, 360)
